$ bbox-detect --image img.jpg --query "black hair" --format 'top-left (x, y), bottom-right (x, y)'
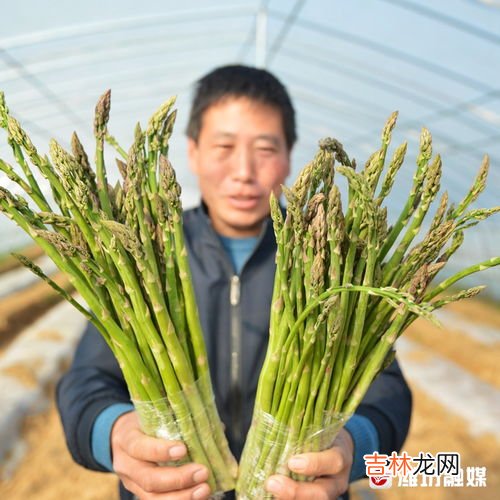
top-left (186, 64), bottom-right (296, 149)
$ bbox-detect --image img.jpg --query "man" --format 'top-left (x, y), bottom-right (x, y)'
top-left (57, 65), bottom-right (412, 499)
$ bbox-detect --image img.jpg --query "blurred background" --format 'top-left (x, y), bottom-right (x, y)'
top-left (0, 1), bottom-right (499, 498)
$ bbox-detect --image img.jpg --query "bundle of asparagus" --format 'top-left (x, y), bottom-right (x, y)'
top-left (236, 113), bottom-right (500, 498)
top-left (0, 91), bottom-right (237, 493)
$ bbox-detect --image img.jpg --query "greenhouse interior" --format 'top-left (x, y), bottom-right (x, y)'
top-left (0, 1), bottom-right (499, 499)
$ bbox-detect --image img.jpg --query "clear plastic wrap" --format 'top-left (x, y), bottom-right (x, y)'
top-left (133, 377), bottom-right (237, 497)
top-left (236, 408), bottom-right (350, 499)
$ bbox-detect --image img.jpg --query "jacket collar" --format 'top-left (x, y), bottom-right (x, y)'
top-left (190, 199), bottom-right (277, 268)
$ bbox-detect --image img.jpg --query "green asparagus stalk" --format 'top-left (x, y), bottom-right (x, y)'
top-left (237, 111), bottom-right (500, 499)
top-left (0, 90), bottom-right (237, 493)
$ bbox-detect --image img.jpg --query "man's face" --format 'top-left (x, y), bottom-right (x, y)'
top-left (188, 97), bottom-right (291, 237)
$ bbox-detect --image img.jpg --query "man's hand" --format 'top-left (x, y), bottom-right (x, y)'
top-left (265, 428), bottom-right (354, 499)
top-left (111, 411), bottom-right (211, 499)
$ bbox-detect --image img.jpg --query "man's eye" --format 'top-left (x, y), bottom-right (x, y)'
top-left (215, 144), bottom-right (232, 149)
top-left (257, 147), bottom-right (276, 154)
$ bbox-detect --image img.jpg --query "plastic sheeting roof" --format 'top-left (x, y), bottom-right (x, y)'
top-left (1, 0), bottom-right (499, 292)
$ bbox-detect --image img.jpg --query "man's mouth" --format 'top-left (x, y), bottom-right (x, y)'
top-left (228, 195), bottom-right (260, 210)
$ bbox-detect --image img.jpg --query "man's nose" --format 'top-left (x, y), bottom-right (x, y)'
top-left (232, 148), bottom-right (255, 182)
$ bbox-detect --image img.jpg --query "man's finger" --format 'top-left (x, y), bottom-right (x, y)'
top-left (313, 475), bottom-right (349, 499)
top-left (266, 474), bottom-right (339, 500)
top-left (123, 432), bottom-right (187, 463)
top-left (132, 461), bottom-right (209, 494)
top-left (287, 429), bottom-right (354, 478)
top-left (123, 477), bottom-right (211, 500)
top-left (265, 474), bottom-right (300, 499)
top-left (161, 481), bottom-right (212, 500)
top-left (288, 446), bottom-right (345, 477)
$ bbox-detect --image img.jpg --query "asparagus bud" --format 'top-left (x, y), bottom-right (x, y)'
top-left (94, 89), bottom-right (111, 141)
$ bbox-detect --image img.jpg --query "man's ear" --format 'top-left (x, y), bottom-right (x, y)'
top-left (187, 137), bottom-right (199, 174)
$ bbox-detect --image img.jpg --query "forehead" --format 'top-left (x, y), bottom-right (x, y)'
top-left (200, 96), bottom-right (285, 136)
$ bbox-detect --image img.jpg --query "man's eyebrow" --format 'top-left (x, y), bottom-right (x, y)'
top-left (254, 134), bottom-right (281, 146)
top-left (212, 132), bottom-right (235, 140)
top-left (211, 132), bottom-right (281, 146)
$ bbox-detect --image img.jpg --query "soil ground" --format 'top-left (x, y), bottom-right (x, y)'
top-left (0, 399), bottom-right (118, 500)
top-left (0, 272), bottom-right (71, 351)
top-left (0, 246), bottom-right (44, 275)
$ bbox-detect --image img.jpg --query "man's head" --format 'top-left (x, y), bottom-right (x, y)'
top-left (186, 65), bottom-right (296, 151)
top-left (186, 65), bottom-right (296, 237)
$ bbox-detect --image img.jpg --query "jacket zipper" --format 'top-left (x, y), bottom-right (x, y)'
top-left (230, 274), bottom-right (242, 444)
